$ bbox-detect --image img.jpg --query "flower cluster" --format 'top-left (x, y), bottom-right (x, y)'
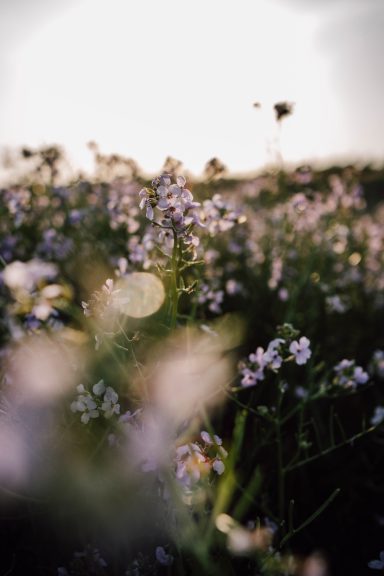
top-left (126, 232), bottom-right (155, 269)
top-left (3, 154), bottom-right (384, 574)
top-left (1, 259), bottom-right (70, 337)
top-left (70, 380), bottom-right (120, 424)
top-left (81, 278), bottom-right (118, 319)
top-left (108, 413), bottom-right (228, 494)
top-left (201, 193), bottom-right (246, 236)
top-left (240, 331), bottom-right (311, 388)
top-left (197, 282), bottom-right (225, 314)
top-left (175, 431), bottom-right (227, 488)
top-left (332, 359), bottom-right (369, 390)
top-left (139, 174), bottom-right (202, 248)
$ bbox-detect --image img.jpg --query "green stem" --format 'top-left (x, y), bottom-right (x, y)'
top-left (288, 499), bottom-right (295, 534)
top-left (286, 426), bottom-right (375, 472)
top-left (276, 387), bottom-right (285, 531)
top-left (279, 488), bottom-right (340, 549)
top-left (170, 230), bottom-right (179, 328)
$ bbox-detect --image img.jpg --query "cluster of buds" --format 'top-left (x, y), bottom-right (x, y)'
top-left (240, 325), bottom-right (312, 388)
top-left (139, 174), bottom-right (202, 250)
top-left (70, 380), bottom-right (120, 424)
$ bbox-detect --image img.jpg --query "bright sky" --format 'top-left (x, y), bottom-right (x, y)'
top-left (1, 0), bottom-right (383, 175)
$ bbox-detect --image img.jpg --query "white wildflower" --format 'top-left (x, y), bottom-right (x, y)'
top-left (289, 336), bottom-right (312, 366)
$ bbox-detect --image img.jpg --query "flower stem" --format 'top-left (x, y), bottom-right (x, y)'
top-left (170, 229), bottom-right (179, 328)
top-left (276, 386), bottom-right (285, 532)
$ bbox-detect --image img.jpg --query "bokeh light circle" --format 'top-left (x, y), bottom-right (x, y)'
top-left (114, 273), bottom-right (165, 318)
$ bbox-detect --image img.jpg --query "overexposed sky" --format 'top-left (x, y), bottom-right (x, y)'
top-left (1, 0), bottom-right (383, 175)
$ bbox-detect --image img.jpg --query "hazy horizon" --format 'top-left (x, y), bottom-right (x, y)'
top-left (1, 0), bottom-right (383, 176)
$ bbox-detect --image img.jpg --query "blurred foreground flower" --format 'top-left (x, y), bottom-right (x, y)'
top-left (2, 259), bottom-right (58, 294)
top-left (148, 325), bottom-right (234, 426)
top-left (216, 513), bottom-right (273, 555)
top-left (0, 333), bottom-right (81, 489)
top-left (6, 333), bottom-right (79, 403)
top-left (117, 321), bottom-right (238, 484)
top-left (82, 273), bottom-right (165, 323)
top-left (300, 552), bottom-right (329, 576)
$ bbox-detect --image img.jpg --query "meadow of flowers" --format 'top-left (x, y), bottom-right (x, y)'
top-left (0, 148), bottom-right (384, 575)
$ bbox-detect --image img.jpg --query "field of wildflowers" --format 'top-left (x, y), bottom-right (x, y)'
top-left (1, 148), bottom-right (384, 575)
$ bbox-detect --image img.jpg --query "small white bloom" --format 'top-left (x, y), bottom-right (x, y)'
top-left (264, 338), bottom-right (285, 370)
top-left (213, 434), bottom-right (223, 446)
top-left (81, 412), bottom-right (90, 424)
top-left (101, 401), bottom-right (120, 418)
top-left (104, 386), bottom-right (119, 404)
top-left (371, 350), bottom-right (384, 379)
top-left (81, 301), bottom-right (91, 316)
top-left (84, 397), bottom-right (97, 411)
top-left (295, 386), bottom-right (308, 399)
top-left (333, 359), bottom-right (369, 389)
top-left (201, 430), bottom-right (213, 444)
top-left (160, 175), bottom-right (171, 186)
top-left (92, 379), bottom-right (106, 396)
top-left (353, 366), bottom-right (369, 385)
top-left (248, 347), bottom-right (266, 380)
top-left (368, 551), bottom-right (384, 570)
top-left (334, 359), bottom-right (354, 373)
top-left (371, 406), bottom-right (384, 427)
top-left (146, 203), bottom-right (154, 220)
top-left (101, 386), bottom-right (120, 418)
top-left (212, 459), bottom-right (225, 475)
top-left (278, 287), bottom-right (289, 301)
top-left (249, 347), bottom-right (265, 366)
top-left (289, 336), bottom-right (312, 366)
top-left (71, 399), bottom-right (85, 413)
top-left (176, 175), bottom-right (186, 187)
top-left (176, 444), bottom-right (191, 459)
top-left (241, 368), bottom-right (258, 388)
top-left (155, 546), bottom-right (174, 566)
